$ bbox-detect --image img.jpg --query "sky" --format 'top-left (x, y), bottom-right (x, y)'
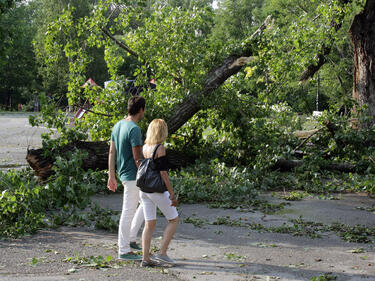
top-left (212, 0), bottom-right (218, 9)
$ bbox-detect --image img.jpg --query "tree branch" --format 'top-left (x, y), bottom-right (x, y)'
top-left (101, 27), bottom-right (139, 58)
top-left (299, 0), bottom-right (352, 81)
top-left (167, 15), bottom-right (272, 134)
top-left (74, 105), bottom-right (113, 117)
top-left (101, 27), bottom-right (185, 86)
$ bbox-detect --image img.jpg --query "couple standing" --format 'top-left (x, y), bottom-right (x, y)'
top-left (107, 96), bottom-right (179, 267)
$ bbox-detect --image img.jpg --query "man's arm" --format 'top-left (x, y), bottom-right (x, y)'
top-left (107, 141), bottom-right (117, 192)
top-left (132, 146), bottom-right (142, 168)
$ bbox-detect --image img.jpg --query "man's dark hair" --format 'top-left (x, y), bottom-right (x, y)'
top-left (127, 96), bottom-right (146, 115)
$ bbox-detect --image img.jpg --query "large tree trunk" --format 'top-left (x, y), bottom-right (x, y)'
top-left (27, 141), bottom-right (109, 180)
top-left (26, 141), bottom-right (357, 180)
top-left (350, 0), bottom-right (375, 124)
top-left (167, 55), bottom-right (250, 133)
top-left (26, 142), bottom-right (195, 180)
top-left (27, 143), bottom-right (359, 180)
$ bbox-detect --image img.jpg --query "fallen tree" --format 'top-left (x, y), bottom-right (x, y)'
top-left (27, 142), bottom-right (361, 180)
top-left (26, 142), bottom-right (195, 180)
top-left (27, 16), bottom-right (272, 179)
top-left (102, 16), bottom-right (272, 134)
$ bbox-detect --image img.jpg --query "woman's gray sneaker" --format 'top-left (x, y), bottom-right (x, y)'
top-left (140, 260), bottom-right (158, 267)
top-left (154, 254), bottom-right (176, 264)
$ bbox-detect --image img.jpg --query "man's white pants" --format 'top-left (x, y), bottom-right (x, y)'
top-left (118, 181), bottom-right (144, 254)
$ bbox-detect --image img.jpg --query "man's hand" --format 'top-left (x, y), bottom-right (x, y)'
top-left (107, 176), bottom-right (117, 192)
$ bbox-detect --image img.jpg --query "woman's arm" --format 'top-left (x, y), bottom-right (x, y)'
top-left (160, 171), bottom-right (177, 207)
top-left (157, 145), bottom-right (178, 206)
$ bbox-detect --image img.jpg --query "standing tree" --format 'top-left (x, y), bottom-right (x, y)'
top-left (350, 0), bottom-right (375, 123)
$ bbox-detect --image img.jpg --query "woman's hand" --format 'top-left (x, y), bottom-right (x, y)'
top-left (170, 198), bottom-right (178, 207)
top-left (169, 194), bottom-right (178, 206)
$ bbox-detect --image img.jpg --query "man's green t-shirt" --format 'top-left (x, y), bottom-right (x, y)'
top-left (111, 120), bottom-right (143, 182)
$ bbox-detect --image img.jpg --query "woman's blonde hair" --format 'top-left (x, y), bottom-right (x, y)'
top-left (145, 119), bottom-right (168, 145)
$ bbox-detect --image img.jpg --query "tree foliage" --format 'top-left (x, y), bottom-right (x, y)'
top-left (29, 0), bottom-right (367, 165)
top-left (32, 0), bottom-right (109, 102)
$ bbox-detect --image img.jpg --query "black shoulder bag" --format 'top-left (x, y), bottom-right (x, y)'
top-left (136, 144), bottom-right (167, 193)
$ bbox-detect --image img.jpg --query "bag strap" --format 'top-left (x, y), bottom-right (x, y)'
top-left (151, 144), bottom-right (162, 160)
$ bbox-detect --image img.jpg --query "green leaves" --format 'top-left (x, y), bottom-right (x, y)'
top-left (171, 159), bottom-right (261, 208)
top-left (30, 257), bottom-right (39, 267)
top-left (63, 252), bottom-right (117, 269)
top-left (0, 150), bottom-right (109, 238)
top-left (0, 169), bottom-right (46, 238)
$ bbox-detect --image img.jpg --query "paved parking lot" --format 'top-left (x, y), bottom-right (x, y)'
top-left (0, 113), bottom-right (50, 169)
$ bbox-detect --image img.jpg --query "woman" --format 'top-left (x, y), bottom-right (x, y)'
top-left (140, 119), bottom-right (179, 267)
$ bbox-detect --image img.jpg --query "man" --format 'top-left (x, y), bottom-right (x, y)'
top-left (107, 96), bottom-right (146, 260)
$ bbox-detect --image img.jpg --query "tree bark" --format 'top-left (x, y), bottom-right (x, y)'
top-left (26, 141), bottom-right (109, 180)
top-left (350, 0), bottom-right (375, 124)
